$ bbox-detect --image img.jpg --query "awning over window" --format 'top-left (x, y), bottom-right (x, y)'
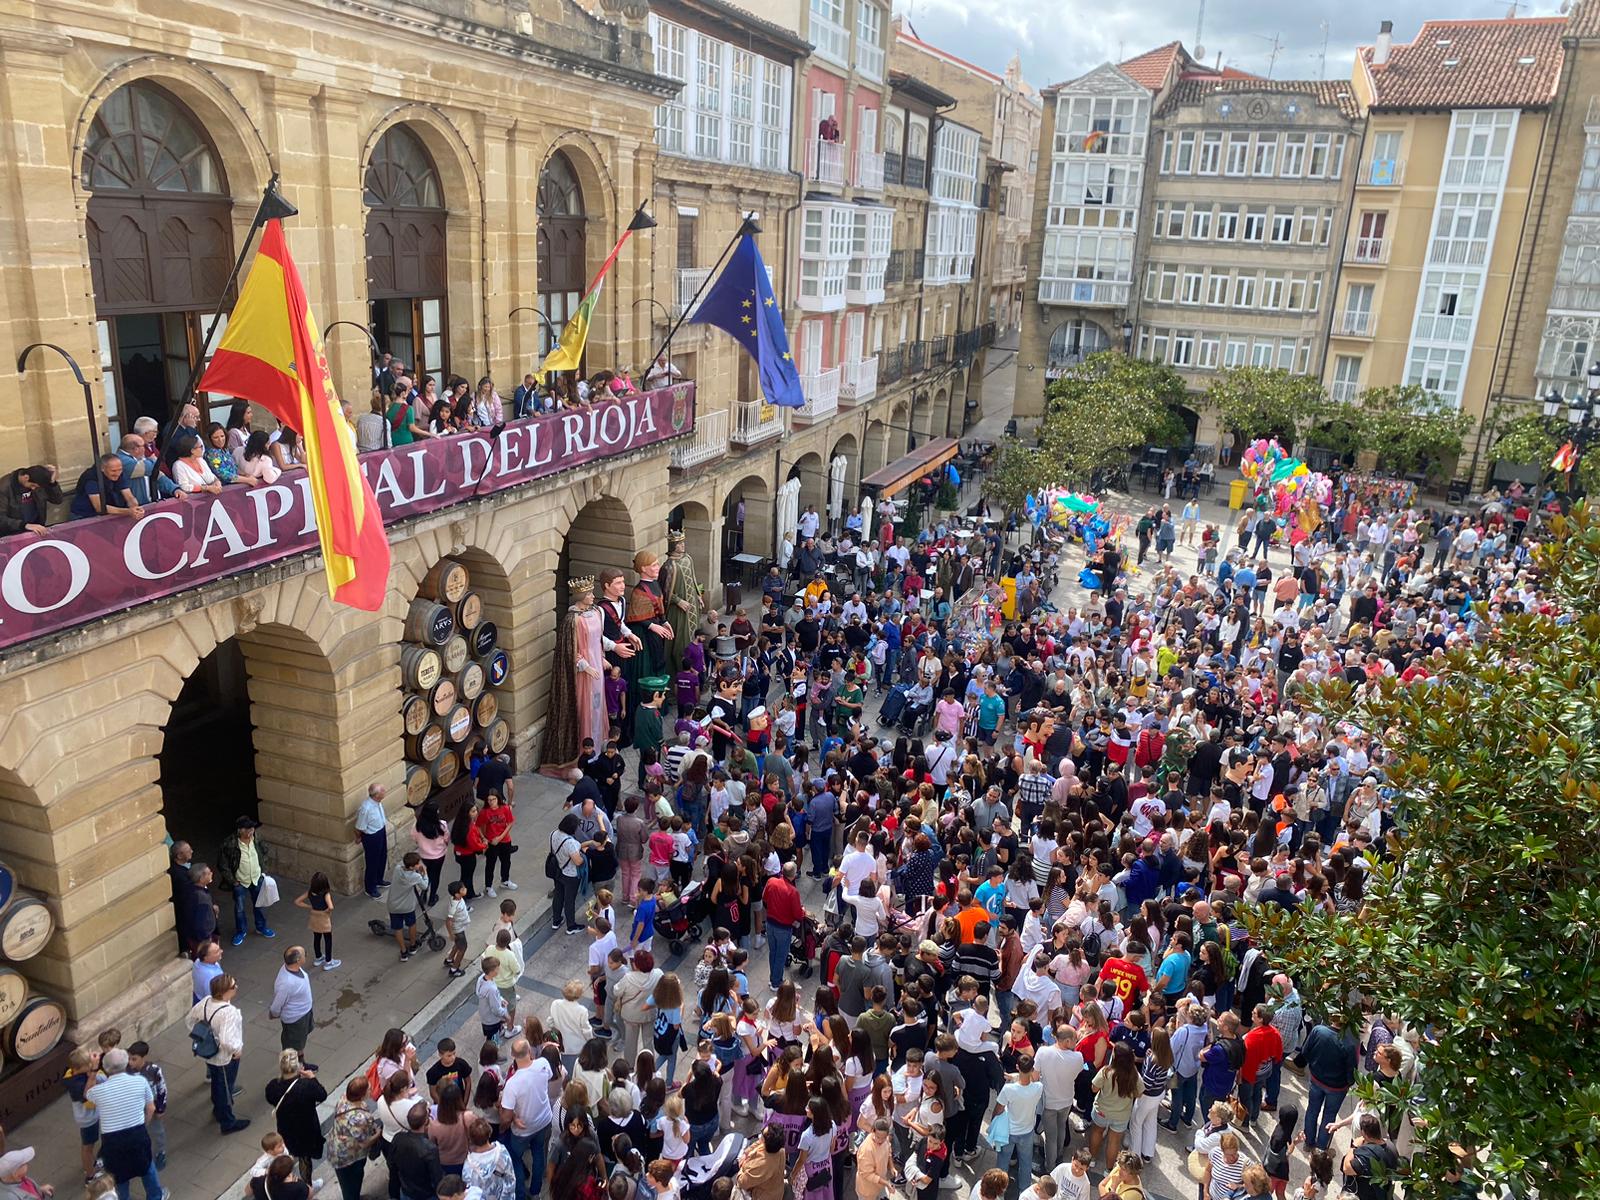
top-left (859, 437), bottom-right (959, 499)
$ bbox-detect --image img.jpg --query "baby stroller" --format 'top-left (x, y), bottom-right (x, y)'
top-left (659, 878), bottom-right (706, 956)
top-left (683, 1131), bottom-right (746, 1200)
top-left (367, 887), bottom-right (447, 952)
top-left (788, 913), bottom-right (822, 978)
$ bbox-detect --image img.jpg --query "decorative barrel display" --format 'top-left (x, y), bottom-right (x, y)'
top-left (444, 705), bottom-right (474, 745)
top-left (482, 717), bottom-right (510, 754)
top-left (404, 762), bottom-right (432, 807)
top-left (404, 724), bottom-right (446, 764)
top-left (430, 750), bottom-right (460, 787)
top-left (0, 858), bottom-right (14, 918)
top-left (471, 622), bottom-right (498, 658)
top-left (455, 661), bottom-right (485, 703)
top-left (471, 691), bottom-right (499, 728)
top-left (421, 558), bottom-right (470, 605)
top-left (2, 995), bottom-right (66, 1062)
top-left (404, 600), bottom-right (455, 648)
top-left (456, 591), bottom-right (483, 635)
top-left (401, 693), bottom-right (431, 738)
top-left (428, 678), bottom-right (457, 718)
top-left (400, 646), bottom-right (442, 692)
top-left (478, 648), bottom-right (510, 690)
top-left (0, 966), bottom-right (27, 1026)
top-left (0, 898), bottom-right (53, 962)
top-left (441, 636), bottom-right (469, 675)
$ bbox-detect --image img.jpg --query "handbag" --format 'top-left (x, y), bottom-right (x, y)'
top-left (257, 874), bottom-right (281, 907)
top-left (1186, 1149), bottom-right (1209, 1182)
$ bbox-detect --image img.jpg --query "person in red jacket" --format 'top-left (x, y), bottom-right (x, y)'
top-left (475, 791), bottom-right (517, 899)
top-left (1239, 1002), bottom-right (1285, 1125)
top-left (451, 801), bottom-right (489, 901)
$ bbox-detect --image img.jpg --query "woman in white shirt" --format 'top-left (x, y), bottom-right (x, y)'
top-left (843, 880), bottom-right (887, 939)
top-left (172, 435), bottom-right (222, 494)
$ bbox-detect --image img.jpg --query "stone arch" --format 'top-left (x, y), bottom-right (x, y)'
top-left (790, 451), bottom-right (826, 517)
top-left (830, 432), bottom-right (860, 520)
top-left (669, 500), bottom-right (719, 602)
top-left (723, 472), bottom-right (773, 561)
top-left (913, 390), bottom-right (935, 441)
top-left (535, 133), bottom-right (623, 362)
top-left (364, 105), bottom-right (487, 368)
top-left (931, 388), bottom-right (951, 440)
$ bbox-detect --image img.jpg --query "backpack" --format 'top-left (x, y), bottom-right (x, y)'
top-left (1082, 929), bottom-right (1103, 963)
top-left (1223, 1035), bottom-right (1247, 1072)
top-left (189, 1002), bottom-right (220, 1058)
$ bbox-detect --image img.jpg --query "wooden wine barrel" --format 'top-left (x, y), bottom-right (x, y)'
top-left (0, 857), bottom-right (15, 918)
top-left (0, 898), bottom-right (53, 961)
top-left (0, 965), bottom-right (27, 1026)
top-left (483, 717), bottom-right (510, 754)
top-left (400, 645), bottom-right (442, 692)
top-left (429, 678), bottom-right (457, 718)
top-left (478, 648), bottom-right (510, 689)
top-left (401, 693), bottom-right (431, 737)
top-left (3, 995), bottom-right (66, 1061)
top-left (456, 591), bottom-right (483, 634)
top-left (471, 690), bottom-right (499, 728)
top-left (444, 704), bottom-right (474, 745)
top-left (431, 749), bottom-right (460, 787)
top-left (455, 661), bottom-right (485, 703)
top-left (470, 621), bottom-right (498, 658)
top-left (405, 600), bottom-right (455, 647)
top-left (404, 724), bottom-right (446, 764)
top-left (441, 636), bottom-right (469, 675)
top-left (421, 558), bottom-right (470, 605)
top-left (404, 762), bottom-right (433, 807)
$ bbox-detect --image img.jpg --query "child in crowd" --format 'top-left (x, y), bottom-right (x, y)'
top-left (126, 1040), bottom-right (169, 1169)
top-left (294, 870), bottom-right (339, 970)
top-left (444, 880), bottom-right (471, 978)
top-left (64, 1046), bottom-right (101, 1183)
top-left (426, 1037), bottom-right (473, 1104)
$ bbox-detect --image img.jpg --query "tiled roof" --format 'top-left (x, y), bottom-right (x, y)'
top-left (1566, 0), bottom-right (1600, 41)
top-left (1119, 41), bottom-right (1186, 90)
top-left (1159, 77), bottom-right (1363, 120)
top-left (1360, 18), bottom-right (1565, 111)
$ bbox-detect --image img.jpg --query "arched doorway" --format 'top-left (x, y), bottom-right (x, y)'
top-left (865, 420), bottom-right (887, 473)
top-left (790, 452), bottom-right (826, 518)
top-left (365, 124), bottom-right (448, 382)
top-left (559, 495), bottom-right (636, 618)
top-left (669, 501), bottom-right (718, 597)
top-left (83, 80), bottom-right (235, 439)
top-left (537, 153), bottom-right (587, 369)
top-left (723, 474), bottom-right (773, 562)
top-left (1047, 319), bottom-right (1112, 371)
top-left (913, 391), bottom-right (934, 441)
top-left (829, 433), bottom-right (859, 526)
top-left (931, 389), bottom-right (950, 440)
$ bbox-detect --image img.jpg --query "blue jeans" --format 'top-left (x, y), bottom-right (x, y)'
top-left (1163, 1071), bottom-right (1199, 1128)
top-left (1303, 1080), bottom-right (1347, 1150)
top-left (809, 828), bottom-right (832, 876)
top-left (361, 829), bottom-right (388, 894)
top-left (1262, 1058), bottom-right (1284, 1110)
top-left (1240, 1075), bottom-right (1266, 1122)
top-left (502, 1123), bottom-right (551, 1199)
top-left (768, 922), bottom-right (794, 989)
top-left (207, 1059), bottom-right (240, 1125)
top-left (690, 1116), bottom-right (720, 1155)
top-left (997, 1130), bottom-right (1034, 1195)
top-left (996, 988), bottom-right (1017, 1029)
top-left (233, 880), bottom-right (269, 936)
top-left (114, 1166), bottom-right (163, 1200)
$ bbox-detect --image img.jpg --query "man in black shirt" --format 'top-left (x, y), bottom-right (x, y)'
top-left (1186, 731), bottom-right (1225, 797)
top-left (475, 753), bottom-right (515, 802)
top-left (795, 611), bottom-right (821, 655)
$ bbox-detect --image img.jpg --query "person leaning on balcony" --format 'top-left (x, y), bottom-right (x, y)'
top-left (235, 431), bottom-right (283, 486)
top-left (1, 465), bottom-right (60, 536)
top-left (70, 453), bottom-right (143, 520)
top-left (387, 384), bottom-right (431, 446)
top-left (645, 354), bottom-right (683, 389)
top-left (118, 434), bottom-right (185, 506)
top-left (819, 112), bottom-right (841, 143)
top-left (471, 376), bottom-right (504, 429)
top-left (357, 390), bottom-right (390, 453)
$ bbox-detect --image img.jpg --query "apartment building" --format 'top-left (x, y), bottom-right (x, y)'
top-left (1333, 16), bottom-right (1566, 429)
top-left (990, 57), bottom-right (1043, 333)
top-left (1138, 79), bottom-right (1362, 443)
top-left (1014, 42), bottom-right (1196, 420)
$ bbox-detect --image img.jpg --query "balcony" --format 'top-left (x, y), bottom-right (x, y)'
top-left (669, 405), bottom-right (728, 470)
top-left (906, 339), bottom-right (927, 374)
top-left (1359, 158), bottom-right (1405, 187)
top-left (1037, 278), bottom-right (1130, 307)
top-left (885, 249), bottom-right (907, 285)
top-left (980, 322), bottom-right (997, 347)
top-left (0, 383), bottom-right (697, 652)
top-left (879, 346), bottom-right (904, 385)
top-left (794, 366), bottom-right (841, 423)
top-left (808, 138), bottom-right (845, 187)
top-left (1428, 238), bottom-right (1488, 267)
top-left (1336, 310), bottom-right (1374, 337)
top-left (674, 267), bottom-right (711, 316)
top-left (845, 262), bottom-right (886, 306)
top-left (903, 156), bottom-right (927, 189)
top-left (855, 148), bottom-right (885, 192)
top-left (1412, 313), bottom-right (1474, 344)
top-left (857, 40), bottom-right (885, 80)
top-left (730, 397), bottom-right (784, 447)
top-left (912, 249), bottom-right (926, 280)
top-left (840, 355), bottom-right (879, 404)
top-left (928, 335), bottom-right (950, 367)
top-left (1330, 380), bottom-right (1361, 404)
top-left (1346, 236), bottom-right (1390, 265)
top-left (884, 152), bottom-right (903, 186)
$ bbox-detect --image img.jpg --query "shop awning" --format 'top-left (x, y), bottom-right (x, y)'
top-left (860, 437), bottom-right (959, 498)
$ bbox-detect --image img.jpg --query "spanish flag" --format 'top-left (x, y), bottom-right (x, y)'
top-left (200, 220), bottom-right (390, 610)
top-left (1552, 440), bottom-right (1578, 473)
top-left (539, 205), bottom-right (656, 377)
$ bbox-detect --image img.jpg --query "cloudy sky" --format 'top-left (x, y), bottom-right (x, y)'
top-left (893, 0), bottom-right (1565, 89)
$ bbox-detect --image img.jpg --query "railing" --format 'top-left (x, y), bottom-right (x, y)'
top-left (980, 322), bottom-right (997, 347)
top-left (884, 152), bottom-right (904, 186)
top-left (730, 398), bottom-right (784, 446)
top-left (1360, 158), bottom-right (1405, 186)
top-left (856, 40), bottom-right (885, 80)
top-left (885, 249), bottom-right (908, 284)
top-left (1428, 238), bottom-right (1488, 267)
top-left (928, 335), bottom-right (950, 367)
top-left (903, 156), bottom-right (927, 189)
top-left (808, 138), bottom-right (845, 186)
top-left (674, 267), bottom-right (712, 316)
top-left (1330, 381), bottom-right (1360, 404)
top-left (855, 148), bottom-right (885, 191)
top-left (912, 249), bottom-right (926, 280)
top-left (906, 340), bottom-right (927, 374)
top-left (1412, 313), bottom-right (1474, 344)
top-left (1337, 310), bottom-right (1374, 337)
top-left (1346, 236), bottom-right (1390, 265)
top-left (954, 329), bottom-right (981, 360)
top-left (670, 405), bottom-right (728, 469)
top-left (879, 346), bottom-right (904, 385)
top-left (795, 366), bottom-right (841, 421)
top-left (811, 16), bottom-right (849, 64)
top-left (1037, 278), bottom-right (1130, 306)
top-left (840, 355), bottom-right (879, 404)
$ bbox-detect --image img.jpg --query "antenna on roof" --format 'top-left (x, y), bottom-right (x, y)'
top-left (1252, 31), bottom-right (1284, 79)
top-left (1317, 20), bottom-right (1329, 80)
top-left (1194, 0), bottom-right (1206, 64)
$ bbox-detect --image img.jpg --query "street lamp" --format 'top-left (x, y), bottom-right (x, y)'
top-left (633, 297), bottom-right (676, 379)
top-left (17, 343), bottom-right (100, 461)
top-left (510, 305), bottom-right (561, 360)
top-left (1121, 320), bottom-right (1134, 353)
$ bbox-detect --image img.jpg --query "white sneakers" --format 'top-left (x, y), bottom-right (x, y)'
top-left (321, 958), bottom-right (342, 970)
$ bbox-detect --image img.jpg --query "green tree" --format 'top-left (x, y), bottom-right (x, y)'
top-left (1203, 366), bottom-right (1324, 446)
top-left (1035, 352), bottom-right (1189, 486)
top-left (983, 443), bottom-right (1049, 513)
top-left (1492, 410), bottom-right (1600, 494)
top-left (1245, 506), bottom-right (1600, 1198)
top-left (1350, 384), bottom-right (1474, 477)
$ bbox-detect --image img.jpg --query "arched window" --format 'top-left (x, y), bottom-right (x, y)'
top-left (537, 153), bottom-right (588, 365)
top-left (365, 125), bottom-right (448, 379)
top-left (83, 81), bottom-right (234, 442)
top-left (1047, 320), bottom-right (1112, 371)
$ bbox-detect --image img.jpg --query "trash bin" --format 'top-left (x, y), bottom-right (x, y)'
top-left (724, 581), bottom-right (742, 612)
top-left (1000, 576), bottom-right (1017, 620)
top-left (1229, 479), bottom-right (1249, 510)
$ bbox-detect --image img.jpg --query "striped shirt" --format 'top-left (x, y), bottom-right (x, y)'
top-left (88, 1072), bottom-right (153, 1134)
top-left (1207, 1149), bottom-right (1244, 1200)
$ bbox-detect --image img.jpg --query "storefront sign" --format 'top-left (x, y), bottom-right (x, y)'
top-left (0, 384), bottom-right (694, 650)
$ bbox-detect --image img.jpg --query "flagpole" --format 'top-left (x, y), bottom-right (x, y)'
top-left (650, 213), bottom-right (761, 369)
top-left (176, 173), bottom-right (300, 416)
top-left (539, 202), bottom-right (656, 377)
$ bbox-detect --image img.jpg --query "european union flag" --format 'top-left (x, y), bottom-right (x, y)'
top-left (689, 233), bottom-right (805, 407)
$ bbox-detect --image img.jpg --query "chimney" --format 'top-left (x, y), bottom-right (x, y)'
top-left (1373, 20), bottom-right (1394, 66)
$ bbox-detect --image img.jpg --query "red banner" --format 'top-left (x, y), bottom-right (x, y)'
top-left (0, 385), bottom-right (694, 651)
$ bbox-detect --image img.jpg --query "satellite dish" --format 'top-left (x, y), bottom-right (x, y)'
top-left (1195, 43), bottom-right (1206, 62)
top-left (1560, 0), bottom-right (1571, 13)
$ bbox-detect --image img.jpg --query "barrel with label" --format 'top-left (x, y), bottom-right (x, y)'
top-left (471, 621), bottom-right (498, 658)
top-left (401, 693), bottom-right (431, 737)
top-left (444, 704), bottom-right (473, 745)
top-left (477, 648), bottom-right (510, 690)
top-left (400, 645), bottom-right (442, 692)
top-left (0, 897), bottom-right (53, 961)
top-left (421, 558), bottom-right (470, 605)
top-left (455, 661), bottom-right (485, 703)
top-left (471, 690), bottom-right (499, 728)
top-left (482, 717), bottom-right (510, 754)
top-left (430, 749), bottom-right (460, 787)
top-left (404, 724), bottom-right (446, 764)
top-left (429, 678), bottom-right (457, 718)
top-left (3, 995), bottom-right (66, 1061)
top-left (0, 965), bottom-right (27, 1026)
top-left (404, 762), bottom-right (432, 807)
top-left (456, 591), bottom-right (483, 635)
top-left (441, 636), bottom-right (469, 675)
top-left (405, 600), bottom-right (455, 648)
